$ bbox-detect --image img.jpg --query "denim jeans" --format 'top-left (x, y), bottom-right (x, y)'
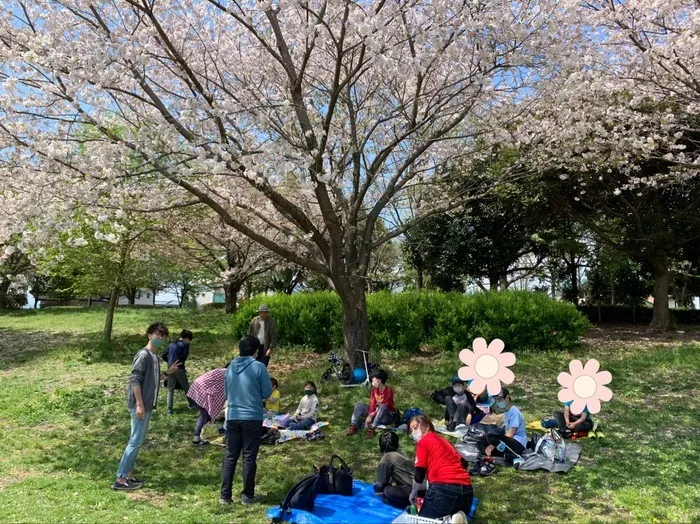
top-left (287, 417), bottom-right (315, 430)
top-left (351, 402), bottom-right (393, 427)
top-left (194, 405), bottom-right (211, 437)
top-left (220, 420), bottom-right (263, 500)
top-left (419, 483), bottom-right (474, 519)
top-left (116, 408), bottom-right (153, 479)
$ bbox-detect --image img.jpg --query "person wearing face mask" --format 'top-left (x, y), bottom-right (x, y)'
top-left (408, 414), bottom-right (473, 519)
top-left (113, 322), bottom-right (181, 491)
top-left (347, 369), bottom-right (396, 438)
top-left (472, 387), bottom-right (527, 476)
top-left (287, 381), bottom-right (319, 430)
top-left (445, 377), bottom-right (483, 432)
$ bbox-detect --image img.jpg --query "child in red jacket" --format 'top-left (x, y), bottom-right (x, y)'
top-left (347, 369), bottom-right (396, 438)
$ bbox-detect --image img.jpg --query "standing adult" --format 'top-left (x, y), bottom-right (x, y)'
top-left (408, 414), bottom-right (474, 519)
top-left (220, 335), bottom-right (273, 506)
top-left (247, 304), bottom-right (277, 367)
top-left (113, 322), bottom-right (180, 490)
top-left (163, 329), bottom-right (194, 414)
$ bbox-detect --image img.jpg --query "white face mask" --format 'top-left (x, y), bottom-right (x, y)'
top-left (411, 429), bottom-right (423, 443)
top-left (453, 386), bottom-right (464, 394)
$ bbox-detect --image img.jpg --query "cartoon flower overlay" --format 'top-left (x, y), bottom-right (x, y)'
top-left (458, 338), bottom-right (516, 396)
top-left (557, 359), bottom-right (612, 415)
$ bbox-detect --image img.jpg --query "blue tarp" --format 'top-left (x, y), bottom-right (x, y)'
top-left (266, 481), bottom-right (478, 524)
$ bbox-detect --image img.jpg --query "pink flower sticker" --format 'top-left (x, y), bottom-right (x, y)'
top-left (557, 359), bottom-right (613, 414)
top-left (458, 338), bottom-right (516, 396)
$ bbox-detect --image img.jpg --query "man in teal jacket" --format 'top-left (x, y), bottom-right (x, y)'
top-left (220, 335), bottom-right (273, 505)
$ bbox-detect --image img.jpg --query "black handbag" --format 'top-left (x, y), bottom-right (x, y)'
top-left (272, 471), bottom-right (322, 521)
top-left (319, 455), bottom-right (353, 496)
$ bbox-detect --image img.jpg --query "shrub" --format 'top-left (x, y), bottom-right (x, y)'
top-left (577, 305), bottom-right (700, 325)
top-left (233, 290), bottom-right (589, 353)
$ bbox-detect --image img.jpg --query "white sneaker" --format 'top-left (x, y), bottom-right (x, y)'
top-left (450, 510), bottom-right (468, 524)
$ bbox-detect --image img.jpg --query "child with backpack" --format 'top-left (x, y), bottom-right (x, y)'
top-left (347, 369), bottom-right (396, 438)
top-left (287, 381), bottom-right (319, 430)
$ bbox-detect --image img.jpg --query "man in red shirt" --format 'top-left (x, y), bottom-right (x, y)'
top-left (409, 414), bottom-right (474, 519)
top-left (346, 369), bottom-right (396, 438)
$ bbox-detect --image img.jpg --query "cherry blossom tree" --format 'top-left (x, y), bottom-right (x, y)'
top-left (159, 208), bottom-right (280, 313)
top-left (0, 0), bottom-right (573, 363)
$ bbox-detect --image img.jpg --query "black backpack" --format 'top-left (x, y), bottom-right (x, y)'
top-left (272, 471), bottom-right (322, 521)
top-left (430, 386), bottom-right (455, 405)
top-left (318, 455), bottom-right (354, 496)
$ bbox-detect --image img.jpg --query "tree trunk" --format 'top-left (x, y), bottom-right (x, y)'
top-left (151, 287), bottom-right (157, 305)
top-left (499, 274), bottom-right (508, 290)
top-left (568, 257), bottom-right (579, 305)
top-left (416, 266), bottom-right (424, 290)
top-left (224, 281), bottom-right (243, 314)
top-left (337, 281), bottom-right (370, 367)
top-left (610, 285), bottom-right (616, 306)
top-left (0, 279), bottom-right (10, 307)
top-left (632, 303), bottom-right (637, 324)
top-left (650, 253), bottom-right (670, 330)
top-left (103, 286), bottom-right (120, 342)
top-left (488, 272), bottom-right (500, 291)
top-left (550, 274), bottom-right (557, 299)
top-left (124, 286), bottom-right (137, 305)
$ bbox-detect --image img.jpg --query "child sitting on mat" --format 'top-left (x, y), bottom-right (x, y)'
top-left (347, 369), bottom-right (396, 438)
top-left (265, 377), bottom-right (281, 415)
top-left (287, 381), bottom-right (319, 430)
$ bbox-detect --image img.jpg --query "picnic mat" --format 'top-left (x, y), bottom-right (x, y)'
top-left (266, 480), bottom-right (403, 524)
top-left (526, 420), bottom-right (605, 439)
top-left (455, 440), bottom-right (582, 473)
top-left (277, 422), bottom-right (329, 444)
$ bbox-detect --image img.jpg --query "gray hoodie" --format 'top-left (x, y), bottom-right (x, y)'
top-left (126, 348), bottom-right (160, 411)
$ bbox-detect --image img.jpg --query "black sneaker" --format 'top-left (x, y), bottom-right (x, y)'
top-left (126, 477), bottom-right (145, 484)
top-left (446, 420), bottom-right (458, 432)
top-left (469, 459), bottom-right (482, 475)
top-left (219, 497), bottom-right (232, 506)
top-left (167, 409), bottom-right (175, 415)
top-left (241, 494), bottom-right (260, 505)
top-left (479, 459), bottom-right (497, 477)
top-left (112, 480), bottom-right (141, 491)
top-left (192, 436), bottom-right (210, 446)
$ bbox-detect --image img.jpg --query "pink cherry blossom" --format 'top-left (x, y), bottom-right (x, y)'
top-left (458, 338), bottom-right (516, 396)
top-left (557, 359), bottom-right (613, 415)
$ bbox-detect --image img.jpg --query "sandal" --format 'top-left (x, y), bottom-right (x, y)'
top-left (479, 458), bottom-right (497, 477)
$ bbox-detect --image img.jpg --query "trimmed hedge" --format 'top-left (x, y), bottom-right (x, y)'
top-left (232, 290), bottom-right (589, 353)
top-left (577, 305), bottom-right (700, 325)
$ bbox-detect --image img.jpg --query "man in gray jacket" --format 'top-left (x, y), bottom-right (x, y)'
top-left (247, 304), bottom-right (277, 367)
top-left (113, 322), bottom-right (180, 491)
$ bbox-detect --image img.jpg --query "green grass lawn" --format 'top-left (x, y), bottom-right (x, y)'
top-left (0, 308), bottom-right (698, 523)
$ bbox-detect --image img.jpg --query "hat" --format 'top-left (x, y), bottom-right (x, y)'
top-left (258, 304), bottom-right (269, 312)
top-left (493, 387), bottom-right (510, 400)
top-left (451, 376), bottom-right (465, 385)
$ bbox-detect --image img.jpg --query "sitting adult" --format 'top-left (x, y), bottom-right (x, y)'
top-left (374, 431), bottom-right (424, 509)
top-left (446, 377), bottom-right (484, 432)
top-left (473, 387), bottom-right (527, 476)
top-left (408, 415), bottom-right (474, 519)
top-left (554, 400), bottom-right (593, 437)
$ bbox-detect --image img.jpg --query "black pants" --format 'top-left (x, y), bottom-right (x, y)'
top-left (420, 483), bottom-right (473, 519)
top-left (445, 397), bottom-right (474, 424)
top-left (554, 411), bottom-right (592, 434)
top-left (220, 420), bottom-right (263, 500)
top-left (382, 485), bottom-right (425, 510)
top-left (477, 433), bottom-right (526, 462)
top-left (256, 341), bottom-right (270, 367)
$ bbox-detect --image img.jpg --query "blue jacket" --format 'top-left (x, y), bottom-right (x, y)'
top-left (163, 340), bottom-right (189, 370)
top-left (225, 356), bottom-right (272, 421)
